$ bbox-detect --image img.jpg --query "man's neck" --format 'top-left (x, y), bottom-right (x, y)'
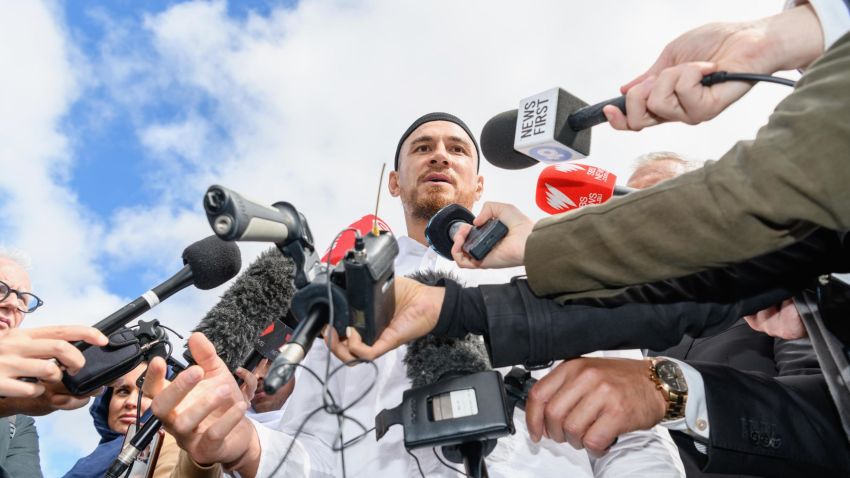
top-left (404, 216), bottom-right (428, 246)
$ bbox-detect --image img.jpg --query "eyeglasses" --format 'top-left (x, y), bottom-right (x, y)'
top-left (0, 280), bottom-right (43, 313)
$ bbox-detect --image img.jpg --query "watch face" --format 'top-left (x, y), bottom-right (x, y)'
top-left (656, 361), bottom-right (687, 393)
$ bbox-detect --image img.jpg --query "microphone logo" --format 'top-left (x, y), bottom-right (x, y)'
top-left (530, 146), bottom-right (572, 163)
top-left (554, 163), bottom-right (585, 173)
top-left (544, 183), bottom-right (576, 211)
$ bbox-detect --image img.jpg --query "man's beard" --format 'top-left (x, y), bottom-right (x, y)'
top-left (405, 184), bottom-right (474, 221)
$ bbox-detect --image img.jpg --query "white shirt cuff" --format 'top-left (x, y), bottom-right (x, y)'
top-left (788, 0), bottom-right (850, 50)
top-left (657, 357), bottom-right (710, 443)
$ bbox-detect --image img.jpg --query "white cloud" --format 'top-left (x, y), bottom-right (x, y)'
top-left (1, 0), bottom-right (797, 474)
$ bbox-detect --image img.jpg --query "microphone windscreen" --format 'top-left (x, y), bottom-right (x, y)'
top-left (480, 110), bottom-right (539, 170)
top-left (182, 235), bottom-right (243, 290)
top-left (191, 247), bottom-right (296, 370)
top-left (403, 270), bottom-right (491, 388)
top-left (535, 163), bottom-right (617, 214)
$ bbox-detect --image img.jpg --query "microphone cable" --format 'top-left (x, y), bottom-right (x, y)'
top-left (268, 227), bottom-right (381, 478)
top-left (701, 71), bottom-right (796, 88)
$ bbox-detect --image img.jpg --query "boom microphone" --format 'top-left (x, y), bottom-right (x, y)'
top-left (87, 235), bottom-right (241, 341)
top-left (536, 163), bottom-right (633, 214)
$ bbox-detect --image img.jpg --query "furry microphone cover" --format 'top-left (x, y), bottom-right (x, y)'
top-left (403, 269), bottom-right (492, 388)
top-left (190, 246), bottom-right (297, 370)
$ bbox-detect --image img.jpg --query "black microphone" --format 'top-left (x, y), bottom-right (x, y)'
top-left (425, 204), bottom-right (508, 261)
top-left (481, 72), bottom-right (794, 170)
top-left (81, 235), bottom-right (241, 348)
top-left (110, 247), bottom-right (297, 478)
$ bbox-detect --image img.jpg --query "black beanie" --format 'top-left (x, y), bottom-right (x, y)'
top-left (394, 112), bottom-right (480, 171)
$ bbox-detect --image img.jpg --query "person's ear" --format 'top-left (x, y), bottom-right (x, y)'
top-left (474, 174), bottom-right (484, 201)
top-left (388, 170), bottom-right (401, 197)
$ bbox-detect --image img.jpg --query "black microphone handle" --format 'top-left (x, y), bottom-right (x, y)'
top-left (76, 266), bottom-right (194, 351)
top-left (568, 96), bottom-right (626, 132)
top-left (264, 307), bottom-right (326, 392)
top-left (105, 416), bottom-right (164, 478)
top-left (612, 184), bottom-right (636, 196)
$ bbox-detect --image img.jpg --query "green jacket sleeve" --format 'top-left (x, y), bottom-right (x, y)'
top-left (525, 32), bottom-right (850, 300)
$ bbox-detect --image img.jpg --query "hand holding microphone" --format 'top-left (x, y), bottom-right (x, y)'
top-left (604, 6), bottom-right (816, 131)
top-left (451, 202), bottom-right (534, 270)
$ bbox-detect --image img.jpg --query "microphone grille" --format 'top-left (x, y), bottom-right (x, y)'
top-left (182, 235), bottom-right (242, 290)
top-left (480, 110), bottom-right (538, 170)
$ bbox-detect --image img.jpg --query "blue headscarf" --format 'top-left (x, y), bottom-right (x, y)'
top-left (62, 388), bottom-right (152, 478)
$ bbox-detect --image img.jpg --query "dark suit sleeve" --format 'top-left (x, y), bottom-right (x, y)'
top-left (442, 279), bottom-right (790, 368)
top-left (676, 364), bottom-right (850, 477)
top-left (2, 416), bottom-right (42, 478)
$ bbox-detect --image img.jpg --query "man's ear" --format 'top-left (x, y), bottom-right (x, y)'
top-left (474, 174), bottom-right (484, 202)
top-left (388, 170), bottom-right (401, 197)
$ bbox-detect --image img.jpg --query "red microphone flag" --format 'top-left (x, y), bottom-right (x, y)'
top-left (535, 163), bottom-right (617, 214)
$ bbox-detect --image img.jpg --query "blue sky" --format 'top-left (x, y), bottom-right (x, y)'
top-left (2, 0), bottom-right (793, 475)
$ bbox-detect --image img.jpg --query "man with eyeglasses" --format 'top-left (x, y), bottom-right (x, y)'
top-left (0, 252), bottom-right (107, 477)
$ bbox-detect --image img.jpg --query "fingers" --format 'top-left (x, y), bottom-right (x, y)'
top-left (326, 326), bottom-right (357, 363)
top-left (48, 394), bottom-right (91, 411)
top-left (235, 367), bottom-right (257, 402)
top-left (561, 395), bottom-right (605, 450)
top-left (151, 365), bottom-right (203, 420)
top-left (14, 340), bottom-right (87, 375)
top-left (171, 385), bottom-right (233, 435)
top-left (0, 378), bottom-right (45, 398)
top-left (582, 413), bottom-right (626, 456)
top-left (143, 356), bottom-right (169, 398)
top-left (188, 333), bottom-right (228, 375)
top-left (347, 327), bottom-right (395, 361)
top-left (0, 357), bottom-right (63, 383)
top-left (526, 364), bottom-right (571, 442)
top-left (25, 325), bottom-right (108, 346)
top-left (205, 401), bottom-right (249, 443)
top-left (623, 76), bottom-right (659, 131)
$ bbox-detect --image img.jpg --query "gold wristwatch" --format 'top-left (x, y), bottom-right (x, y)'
top-left (649, 358), bottom-right (688, 422)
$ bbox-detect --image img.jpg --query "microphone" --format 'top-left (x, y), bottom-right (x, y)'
top-left (109, 247), bottom-right (297, 478)
top-left (186, 247), bottom-right (297, 371)
top-left (535, 163), bottom-right (633, 214)
top-left (425, 205), bottom-right (508, 261)
top-left (481, 89), bottom-right (623, 169)
top-left (84, 235), bottom-right (241, 344)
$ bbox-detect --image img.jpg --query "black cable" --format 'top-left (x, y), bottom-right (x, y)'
top-left (267, 227), bottom-right (380, 477)
top-left (433, 447), bottom-right (473, 477)
top-left (701, 71), bottom-right (796, 88)
top-left (406, 448), bottom-right (426, 478)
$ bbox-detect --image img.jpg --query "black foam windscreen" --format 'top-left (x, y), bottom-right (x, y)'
top-left (182, 235), bottom-right (243, 290)
top-left (480, 110), bottom-right (538, 170)
top-left (403, 270), bottom-right (491, 388)
top-left (190, 247), bottom-right (296, 371)
top-left (425, 204), bottom-right (475, 260)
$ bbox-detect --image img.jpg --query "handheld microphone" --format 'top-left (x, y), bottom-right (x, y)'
top-left (535, 163), bottom-right (633, 214)
top-left (204, 184), bottom-right (311, 246)
top-left (82, 235), bottom-right (241, 347)
top-left (480, 90), bottom-right (619, 169)
top-left (481, 71), bottom-right (795, 170)
top-left (425, 204), bottom-right (508, 261)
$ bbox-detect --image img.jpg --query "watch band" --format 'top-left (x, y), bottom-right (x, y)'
top-left (648, 359), bottom-right (688, 422)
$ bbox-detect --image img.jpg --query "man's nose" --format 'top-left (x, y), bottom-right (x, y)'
top-left (429, 143), bottom-right (450, 166)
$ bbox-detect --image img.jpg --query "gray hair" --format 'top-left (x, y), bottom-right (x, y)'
top-left (632, 151), bottom-right (704, 174)
top-left (0, 247), bottom-right (32, 270)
